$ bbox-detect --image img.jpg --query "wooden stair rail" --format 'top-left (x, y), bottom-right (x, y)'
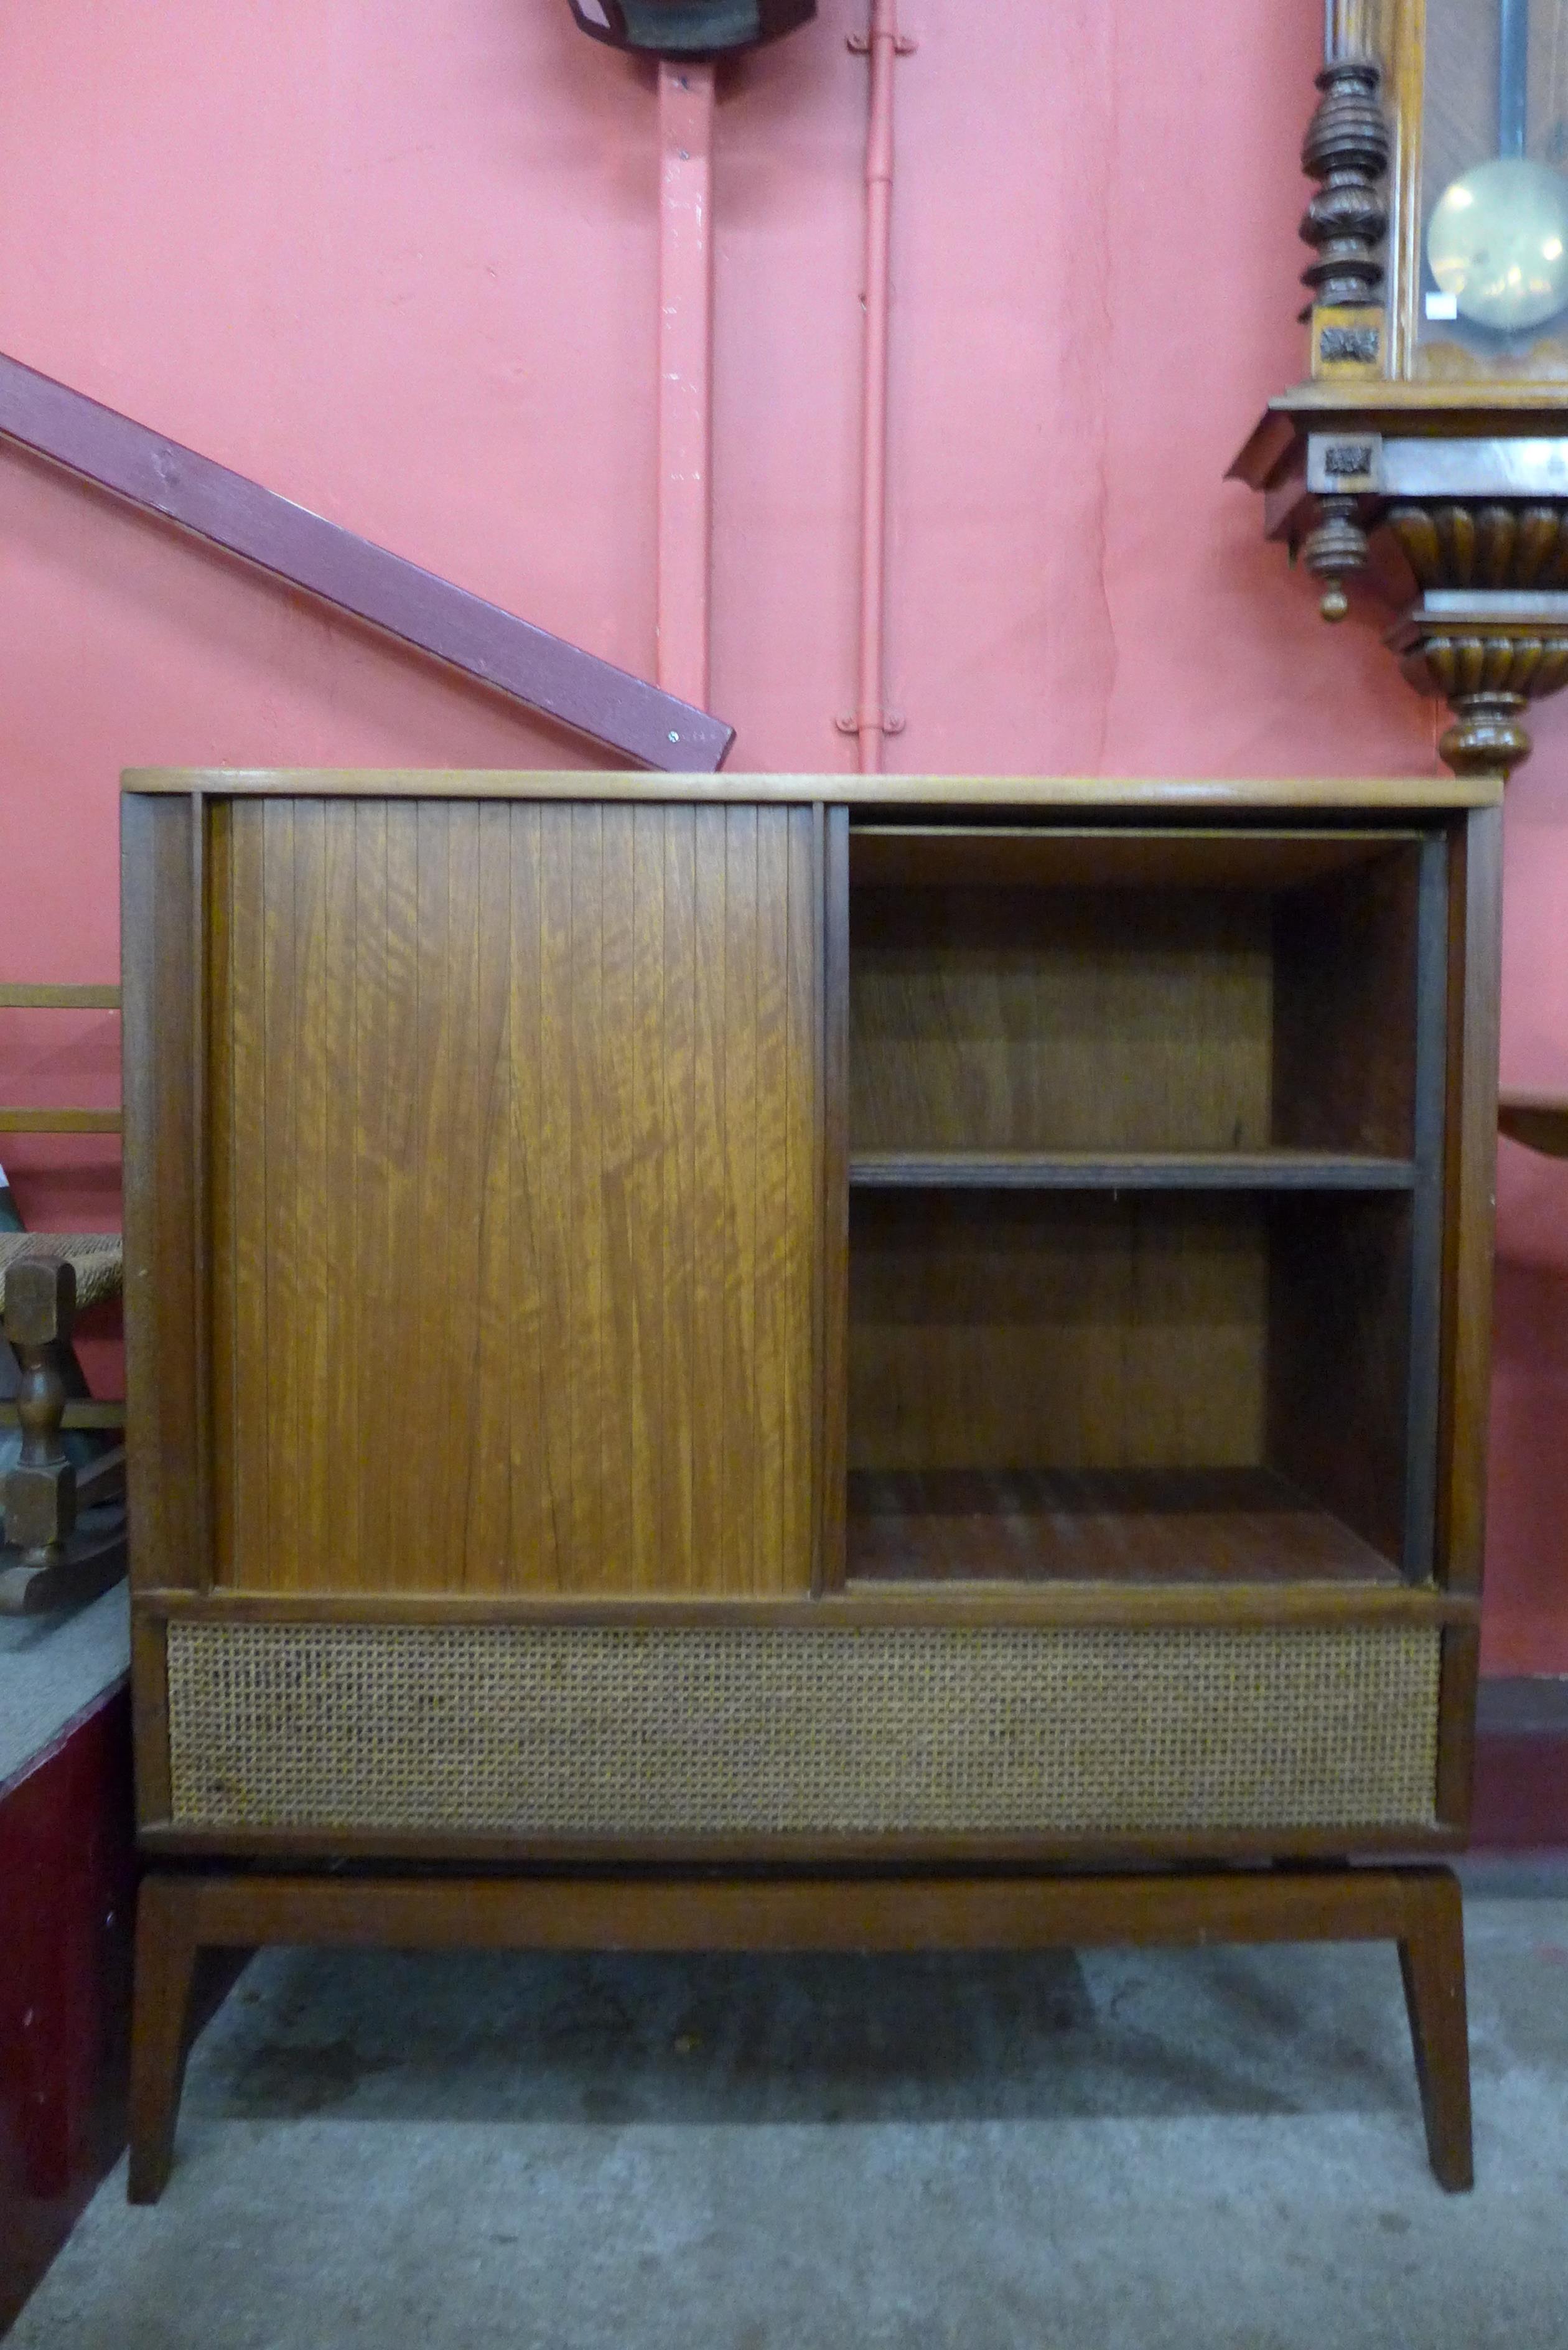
top-left (1498, 1091), bottom-right (1568, 1159)
top-left (0, 350), bottom-right (734, 774)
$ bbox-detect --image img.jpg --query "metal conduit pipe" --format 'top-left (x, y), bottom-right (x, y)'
top-left (656, 59), bottom-right (717, 711)
top-left (844, 0), bottom-right (912, 773)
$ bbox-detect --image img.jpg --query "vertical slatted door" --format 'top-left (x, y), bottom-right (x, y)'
top-left (205, 797), bottom-right (823, 1597)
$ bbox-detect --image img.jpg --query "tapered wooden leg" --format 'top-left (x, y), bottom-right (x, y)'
top-left (1398, 1868), bottom-right (1473, 2193)
top-left (120, 1864), bottom-right (1477, 2196)
top-left (128, 1874), bottom-right (202, 2204)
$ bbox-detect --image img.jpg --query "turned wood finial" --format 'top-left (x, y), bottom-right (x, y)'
top-left (1302, 495), bottom-right (1370, 621)
top-left (1439, 696), bottom-right (1534, 782)
top-left (1379, 503), bottom-right (1568, 778)
top-left (1300, 58), bottom-right (1390, 309)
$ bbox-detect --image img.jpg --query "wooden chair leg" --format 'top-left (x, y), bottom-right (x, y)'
top-left (1398, 1868), bottom-right (1473, 2193)
top-left (128, 1874), bottom-right (203, 2204)
top-left (2, 1256), bottom-right (77, 1577)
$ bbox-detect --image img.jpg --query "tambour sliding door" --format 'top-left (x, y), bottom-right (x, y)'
top-left (169, 791), bottom-right (824, 1599)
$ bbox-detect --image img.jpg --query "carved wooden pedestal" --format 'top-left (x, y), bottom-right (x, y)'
top-left (1232, 403), bottom-right (1568, 782)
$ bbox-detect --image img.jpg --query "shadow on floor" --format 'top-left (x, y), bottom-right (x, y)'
top-left (187, 1940), bottom-right (1427, 2130)
top-left (12, 1898), bottom-right (1568, 2350)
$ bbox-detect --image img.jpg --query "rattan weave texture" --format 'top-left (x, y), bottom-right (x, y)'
top-left (0, 1232), bottom-right (124, 1313)
top-left (166, 1619), bottom-right (1442, 1839)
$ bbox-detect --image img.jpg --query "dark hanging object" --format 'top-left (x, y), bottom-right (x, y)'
top-left (566, 0), bottom-right (816, 56)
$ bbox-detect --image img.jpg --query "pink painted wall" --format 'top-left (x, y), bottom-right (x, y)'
top-left (1, 0), bottom-right (1564, 1662)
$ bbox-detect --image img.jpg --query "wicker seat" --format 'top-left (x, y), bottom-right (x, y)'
top-left (0, 1230), bottom-right (124, 1313)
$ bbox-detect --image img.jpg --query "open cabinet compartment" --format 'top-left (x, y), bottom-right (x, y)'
top-left (841, 823), bottom-right (1449, 1591)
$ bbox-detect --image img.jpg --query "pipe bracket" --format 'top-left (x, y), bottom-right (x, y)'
top-left (836, 711), bottom-right (906, 736)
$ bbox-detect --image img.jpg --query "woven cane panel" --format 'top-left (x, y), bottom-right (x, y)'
top-left (165, 1621), bottom-right (1441, 1839)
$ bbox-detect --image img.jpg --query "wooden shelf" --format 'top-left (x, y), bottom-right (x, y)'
top-left (847, 825), bottom-right (1418, 892)
top-left (849, 1149), bottom-right (1417, 1191)
top-left (846, 1468), bottom-right (1405, 1588)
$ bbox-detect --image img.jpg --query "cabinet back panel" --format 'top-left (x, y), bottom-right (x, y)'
top-left (849, 1192), bottom-right (1267, 1472)
top-left (207, 798), bottom-right (820, 1596)
top-left (1268, 1194), bottom-right (1414, 1573)
top-left (849, 888), bottom-right (1272, 1153)
top-left (847, 827), bottom-right (1415, 893)
top-left (1271, 845), bottom-right (1421, 1156)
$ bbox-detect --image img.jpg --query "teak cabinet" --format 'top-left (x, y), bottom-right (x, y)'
top-left (122, 770), bottom-right (1502, 2195)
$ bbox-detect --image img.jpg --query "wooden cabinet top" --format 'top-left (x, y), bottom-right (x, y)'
top-left (122, 769), bottom-right (1503, 812)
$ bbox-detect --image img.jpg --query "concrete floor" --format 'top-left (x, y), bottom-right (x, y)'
top-left (11, 1861), bottom-right (1568, 2350)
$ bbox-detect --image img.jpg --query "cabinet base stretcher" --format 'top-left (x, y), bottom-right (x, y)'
top-left (128, 1861), bottom-right (1473, 2201)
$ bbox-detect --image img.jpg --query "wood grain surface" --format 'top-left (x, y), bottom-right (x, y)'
top-left (846, 827), bottom-right (1419, 892)
top-left (122, 792), bottom-right (205, 1596)
top-left (849, 1149), bottom-right (1417, 1189)
top-left (1272, 840), bottom-right (1421, 1156)
top-left (124, 769), bottom-right (1505, 808)
top-left (0, 1110), bottom-right (122, 1133)
top-left (0, 985), bottom-right (121, 1009)
top-left (139, 1578), bottom-right (1477, 1629)
top-left (849, 886), bottom-right (1274, 1156)
top-left (846, 1466), bottom-right (1404, 1586)
top-left (205, 797), bottom-right (820, 1595)
top-left (1438, 803), bottom-right (1503, 1594)
top-left (847, 1190), bottom-right (1269, 1474)
top-left (1267, 1192), bottom-right (1414, 1573)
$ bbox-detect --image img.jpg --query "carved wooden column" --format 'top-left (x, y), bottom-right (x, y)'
top-left (1288, 45), bottom-right (1393, 626)
top-left (1300, 59), bottom-right (1389, 312)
